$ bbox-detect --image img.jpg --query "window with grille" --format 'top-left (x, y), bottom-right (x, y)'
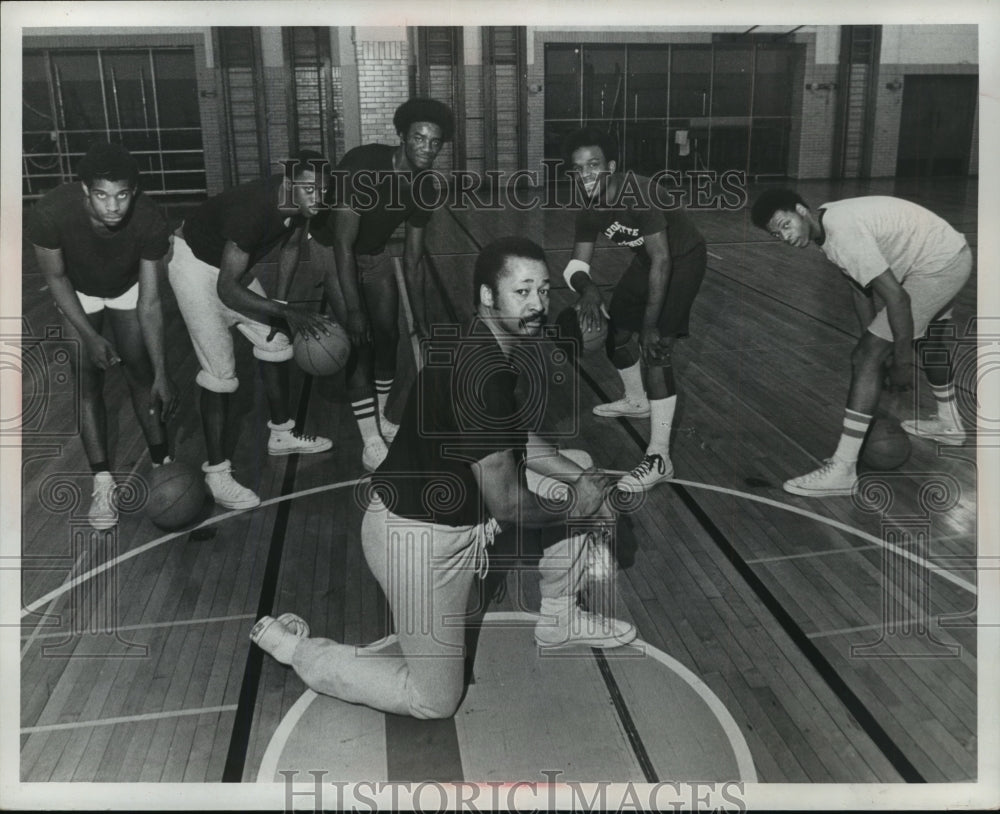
top-left (22, 47), bottom-right (205, 201)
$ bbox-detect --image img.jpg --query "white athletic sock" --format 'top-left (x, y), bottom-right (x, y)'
top-left (931, 382), bottom-right (962, 427)
top-left (832, 408), bottom-right (872, 464)
top-left (647, 395), bottom-right (677, 457)
top-left (351, 397), bottom-right (380, 442)
top-left (375, 378), bottom-right (393, 416)
top-left (618, 361), bottom-right (646, 404)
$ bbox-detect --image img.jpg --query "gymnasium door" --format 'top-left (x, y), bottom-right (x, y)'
top-left (895, 75), bottom-right (977, 177)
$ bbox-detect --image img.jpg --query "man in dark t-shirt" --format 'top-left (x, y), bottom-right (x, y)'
top-left (562, 127), bottom-right (707, 493)
top-left (308, 98), bottom-right (454, 473)
top-left (28, 142), bottom-right (177, 530)
top-left (252, 237), bottom-right (635, 719)
top-left (168, 152), bottom-right (335, 510)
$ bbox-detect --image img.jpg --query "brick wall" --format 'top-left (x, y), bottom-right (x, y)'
top-left (356, 39), bottom-right (410, 145)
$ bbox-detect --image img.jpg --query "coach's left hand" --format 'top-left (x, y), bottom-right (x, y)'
top-left (150, 376), bottom-right (179, 422)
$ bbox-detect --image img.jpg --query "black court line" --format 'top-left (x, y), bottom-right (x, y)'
top-left (443, 205), bottom-right (659, 779)
top-left (593, 650), bottom-right (659, 782)
top-left (446, 204), bottom-right (925, 781)
top-left (222, 306), bottom-right (327, 782)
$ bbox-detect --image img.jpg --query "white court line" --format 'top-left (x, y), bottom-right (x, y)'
top-left (707, 250), bottom-right (723, 260)
top-left (20, 477), bottom-right (366, 619)
top-left (747, 544), bottom-right (884, 564)
top-left (671, 479), bottom-right (977, 595)
top-left (22, 704), bottom-right (238, 734)
top-left (255, 613), bottom-right (757, 784)
top-left (20, 452), bottom-right (161, 655)
top-left (806, 617), bottom-right (963, 640)
top-left (21, 612), bottom-right (256, 641)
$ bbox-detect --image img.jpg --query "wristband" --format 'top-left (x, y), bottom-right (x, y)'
top-left (563, 259), bottom-right (592, 292)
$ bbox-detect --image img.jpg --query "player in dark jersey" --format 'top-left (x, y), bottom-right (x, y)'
top-left (309, 99), bottom-right (454, 472)
top-left (168, 152), bottom-right (335, 510)
top-left (562, 128), bottom-right (707, 492)
top-left (28, 142), bottom-right (178, 530)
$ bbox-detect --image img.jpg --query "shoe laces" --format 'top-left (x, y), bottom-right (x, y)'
top-left (629, 454), bottom-right (664, 478)
top-left (291, 430), bottom-right (317, 442)
top-left (801, 458), bottom-right (843, 481)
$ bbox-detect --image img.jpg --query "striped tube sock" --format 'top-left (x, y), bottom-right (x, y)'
top-left (931, 382), bottom-right (962, 427)
top-left (351, 397), bottom-right (379, 442)
top-left (375, 378), bottom-right (393, 417)
top-left (833, 408), bottom-right (873, 464)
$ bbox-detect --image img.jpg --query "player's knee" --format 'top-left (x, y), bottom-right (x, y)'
top-left (851, 334), bottom-right (891, 372)
top-left (409, 691), bottom-right (461, 720)
top-left (196, 369), bottom-right (239, 393)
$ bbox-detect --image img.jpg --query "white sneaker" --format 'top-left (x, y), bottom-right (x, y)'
top-left (617, 453), bottom-right (673, 493)
top-left (88, 472), bottom-right (118, 530)
top-left (362, 436), bottom-right (389, 472)
top-left (267, 427), bottom-right (333, 456)
top-left (203, 461), bottom-right (261, 509)
top-left (250, 613), bottom-right (311, 665)
top-left (900, 417), bottom-right (966, 446)
top-left (783, 458), bottom-right (857, 497)
top-left (593, 398), bottom-right (650, 419)
top-left (380, 414), bottom-right (399, 444)
top-left (534, 606), bottom-right (637, 649)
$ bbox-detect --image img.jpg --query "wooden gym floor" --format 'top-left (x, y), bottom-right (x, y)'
top-left (17, 176), bottom-right (979, 783)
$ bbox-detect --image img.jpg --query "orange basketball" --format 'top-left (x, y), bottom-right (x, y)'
top-left (147, 462), bottom-right (207, 530)
top-left (293, 324), bottom-right (351, 376)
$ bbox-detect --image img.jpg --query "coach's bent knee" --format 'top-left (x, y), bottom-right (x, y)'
top-left (196, 369), bottom-right (239, 393)
top-left (409, 691), bottom-right (461, 720)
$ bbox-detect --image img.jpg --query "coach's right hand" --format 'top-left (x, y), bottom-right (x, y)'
top-left (85, 334), bottom-right (121, 370)
top-left (284, 306), bottom-right (334, 341)
top-left (575, 286), bottom-right (610, 334)
top-left (345, 309), bottom-right (372, 346)
top-left (569, 469), bottom-right (612, 519)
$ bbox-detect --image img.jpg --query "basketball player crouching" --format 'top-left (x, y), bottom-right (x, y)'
top-left (750, 189), bottom-right (972, 497)
top-left (28, 142), bottom-right (178, 530)
top-left (167, 152), bottom-right (336, 510)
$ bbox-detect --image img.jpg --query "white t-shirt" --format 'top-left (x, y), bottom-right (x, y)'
top-left (818, 196), bottom-right (967, 288)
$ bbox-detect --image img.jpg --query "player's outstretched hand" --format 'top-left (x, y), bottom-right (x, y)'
top-left (284, 306), bottom-right (334, 341)
top-left (575, 286), bottom-right (610, 334)
top-left (86, 335), bottom-right (120, 370)
top-left (150, 376), bottom-right (179, 423)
